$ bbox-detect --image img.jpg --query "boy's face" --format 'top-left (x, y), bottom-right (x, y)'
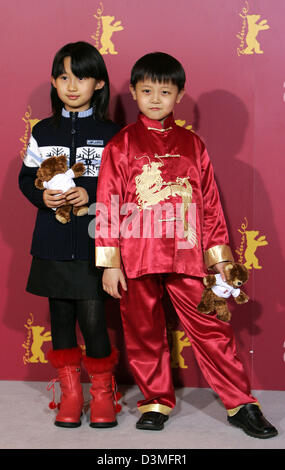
top-left (130, 78), bottom-right (184, 122)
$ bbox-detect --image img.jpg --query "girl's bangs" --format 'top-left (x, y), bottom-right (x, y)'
top-left (53, 54), bottom-right (96, 79)
top-left (69, 54), bottom-right (97, 79)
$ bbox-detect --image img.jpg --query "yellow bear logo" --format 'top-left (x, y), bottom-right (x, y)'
top-left (92, 3), bottom-right (124, 55)
top-left (98, 15), bottom-right (123, 55)
top-left (23, 314), bottom-right (51, 364)
top-left (242, 14), bottom-right (270, 54)
top-left (28, 326), bottom-right (51, 363)
top-left (236, 218), bottom-right (269, 270)
top-left (244, 230), bottom-right (268, 269)
top-left (237, 2), bottom-right (270, 56)
top-left (170, 330), bottom-right (191, 369)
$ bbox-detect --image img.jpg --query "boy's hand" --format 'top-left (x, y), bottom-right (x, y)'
top-left (65, 187), bottom-right (89, 207)
top-left (43, 189), bottom-right (66, 208)
top-left (102, 268), bottom-right (127, 299)
top-left (213, 261), bottom-right (229, 282)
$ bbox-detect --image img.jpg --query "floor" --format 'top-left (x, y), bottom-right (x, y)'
top-left (0, 381), bottom-right (284, 450)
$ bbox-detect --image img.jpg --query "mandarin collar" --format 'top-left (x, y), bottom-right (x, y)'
top-left (62, 108), bottom-right (93, 118)
top-left (138, 112), bottom-right (175, 132)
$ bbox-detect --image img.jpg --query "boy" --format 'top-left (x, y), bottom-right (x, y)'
top-left (95, 52), bottom-right (277, 438)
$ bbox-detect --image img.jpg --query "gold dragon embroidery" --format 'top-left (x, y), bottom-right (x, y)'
top-left (135, 155), bottom-right (197, 246)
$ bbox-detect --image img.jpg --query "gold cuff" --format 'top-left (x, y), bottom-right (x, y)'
top-left (95, 246), bottom-right (121, 268)
top-left (227, 402), bottom-right (260, 417)
top-left (204, 244), bottom-right (234, 268)
top-left (138, 403), bottom-right (173, 415)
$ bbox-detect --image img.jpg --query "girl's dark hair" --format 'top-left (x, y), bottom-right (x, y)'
top-left (51, 41), bottom-right (110, 122)
top-left (130, 52), bottom-right (186, 91)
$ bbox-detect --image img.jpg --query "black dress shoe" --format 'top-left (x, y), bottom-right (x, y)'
top-left (227, 404), bottom-right (278, 439)
top-left (136, 411), bottom-right (169, 431)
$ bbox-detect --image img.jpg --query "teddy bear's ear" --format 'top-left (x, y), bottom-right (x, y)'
top-left (224, 263), bottom-right (233, 272)
top-left (35, 178), bottom-right (44, 190)
top-left (57, 155), bottom-right (67, 165)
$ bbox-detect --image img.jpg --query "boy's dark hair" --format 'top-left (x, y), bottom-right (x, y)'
top-left (51, 41), bottom-right (110, 122)
top-left (130, 52), bottom-right (186, 91)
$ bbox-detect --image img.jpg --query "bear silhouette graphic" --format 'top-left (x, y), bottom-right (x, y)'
top-left (29, 326), bottom-right (51, 363)
top-left (242, 14), bottom-right (270, 54)
top-left (94, 15), bottom-right (124, 55)
top-left (244, 230), bottom-right (268, 269)
top-left (170, 330), bottom-right (191, 369)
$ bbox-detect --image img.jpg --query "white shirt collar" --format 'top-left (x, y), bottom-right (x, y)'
top-left (62, 108), bottom-right (93, 118)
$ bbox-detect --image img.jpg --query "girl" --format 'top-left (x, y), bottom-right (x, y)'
top-left (19, 42), bottom-right (120, 429)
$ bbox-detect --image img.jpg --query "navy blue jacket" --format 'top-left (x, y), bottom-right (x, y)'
top-left (19, 108), bottom-right (119, 261)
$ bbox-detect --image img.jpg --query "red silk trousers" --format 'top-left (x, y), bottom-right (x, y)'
top-left (120, 273), bottom-right (257, 414)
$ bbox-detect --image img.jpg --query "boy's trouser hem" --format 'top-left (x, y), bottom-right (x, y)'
top-left (227, 402), bottom-right (260, 417)
top-left (138, 404), bottom-right (173, 415)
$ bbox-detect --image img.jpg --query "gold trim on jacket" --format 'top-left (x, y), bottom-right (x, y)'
top-left (95, 247), bottom-right (121, 268)
top-left (204, 244), bottom-right (234, 268)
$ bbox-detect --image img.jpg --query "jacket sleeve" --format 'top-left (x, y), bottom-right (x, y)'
top-left (200, 146), bottom-right (234, 268)
top-left (95, 137), bottom-right (129, 268)
top-left (18, 134), bottom-right (46, 209)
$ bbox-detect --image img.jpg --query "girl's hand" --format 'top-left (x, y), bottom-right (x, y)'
top-left (102, 268), bottom-right (127, 299)
top-left (43, 189), bottom-right (66, 208)
top-left (213, 261), bottom-right (229, 282)
top-left (65, 187), bottom-right (89, 207)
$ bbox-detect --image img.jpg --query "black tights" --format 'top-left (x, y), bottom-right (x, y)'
top-left (49, 298), bottom-right (111, 358)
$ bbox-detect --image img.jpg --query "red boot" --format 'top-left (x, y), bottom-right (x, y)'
top-left (82, 347), bottom-right (120, 428)
top-left (47, 347), bottom-right (84, 428)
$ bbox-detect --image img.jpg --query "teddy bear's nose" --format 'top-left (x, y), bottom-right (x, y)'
top-left (237, 281), bottom-right (242, 286)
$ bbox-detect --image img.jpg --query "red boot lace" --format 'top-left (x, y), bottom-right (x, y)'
top-left (47, 378), bottom-right (60, 410)
top-left (112, 376), bottom-right (122, 413)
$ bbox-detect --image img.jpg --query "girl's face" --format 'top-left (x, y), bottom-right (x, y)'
top-left (129, 78), bottom-right (184, 122)
top-left (51, 57), bottom-right (105, 112)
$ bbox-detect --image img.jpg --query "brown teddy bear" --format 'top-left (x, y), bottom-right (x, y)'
top-left (35, 155), bottom-right (88, 224)
top-left (197, 262), bottom-right (249, 322)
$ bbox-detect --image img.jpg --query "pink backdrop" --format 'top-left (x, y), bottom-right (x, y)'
top-left (1, 0), bottom-right (285, 390)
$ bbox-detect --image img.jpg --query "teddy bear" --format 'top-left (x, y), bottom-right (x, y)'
top-left (35, 155), bottom-right (88, 224)
top-left (197, 262), bottom-right (249, 322)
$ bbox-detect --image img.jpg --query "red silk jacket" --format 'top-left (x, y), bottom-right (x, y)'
top-left (95, 112), bottom-right (233, 278)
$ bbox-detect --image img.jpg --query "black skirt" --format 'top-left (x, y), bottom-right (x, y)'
top-left (26, 257), bottom-right (105, 300)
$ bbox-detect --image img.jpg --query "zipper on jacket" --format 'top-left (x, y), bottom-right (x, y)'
top-left (70, 112), bottom-right (77, 258)
top-left (70, 112), bottom-right (77, 167)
